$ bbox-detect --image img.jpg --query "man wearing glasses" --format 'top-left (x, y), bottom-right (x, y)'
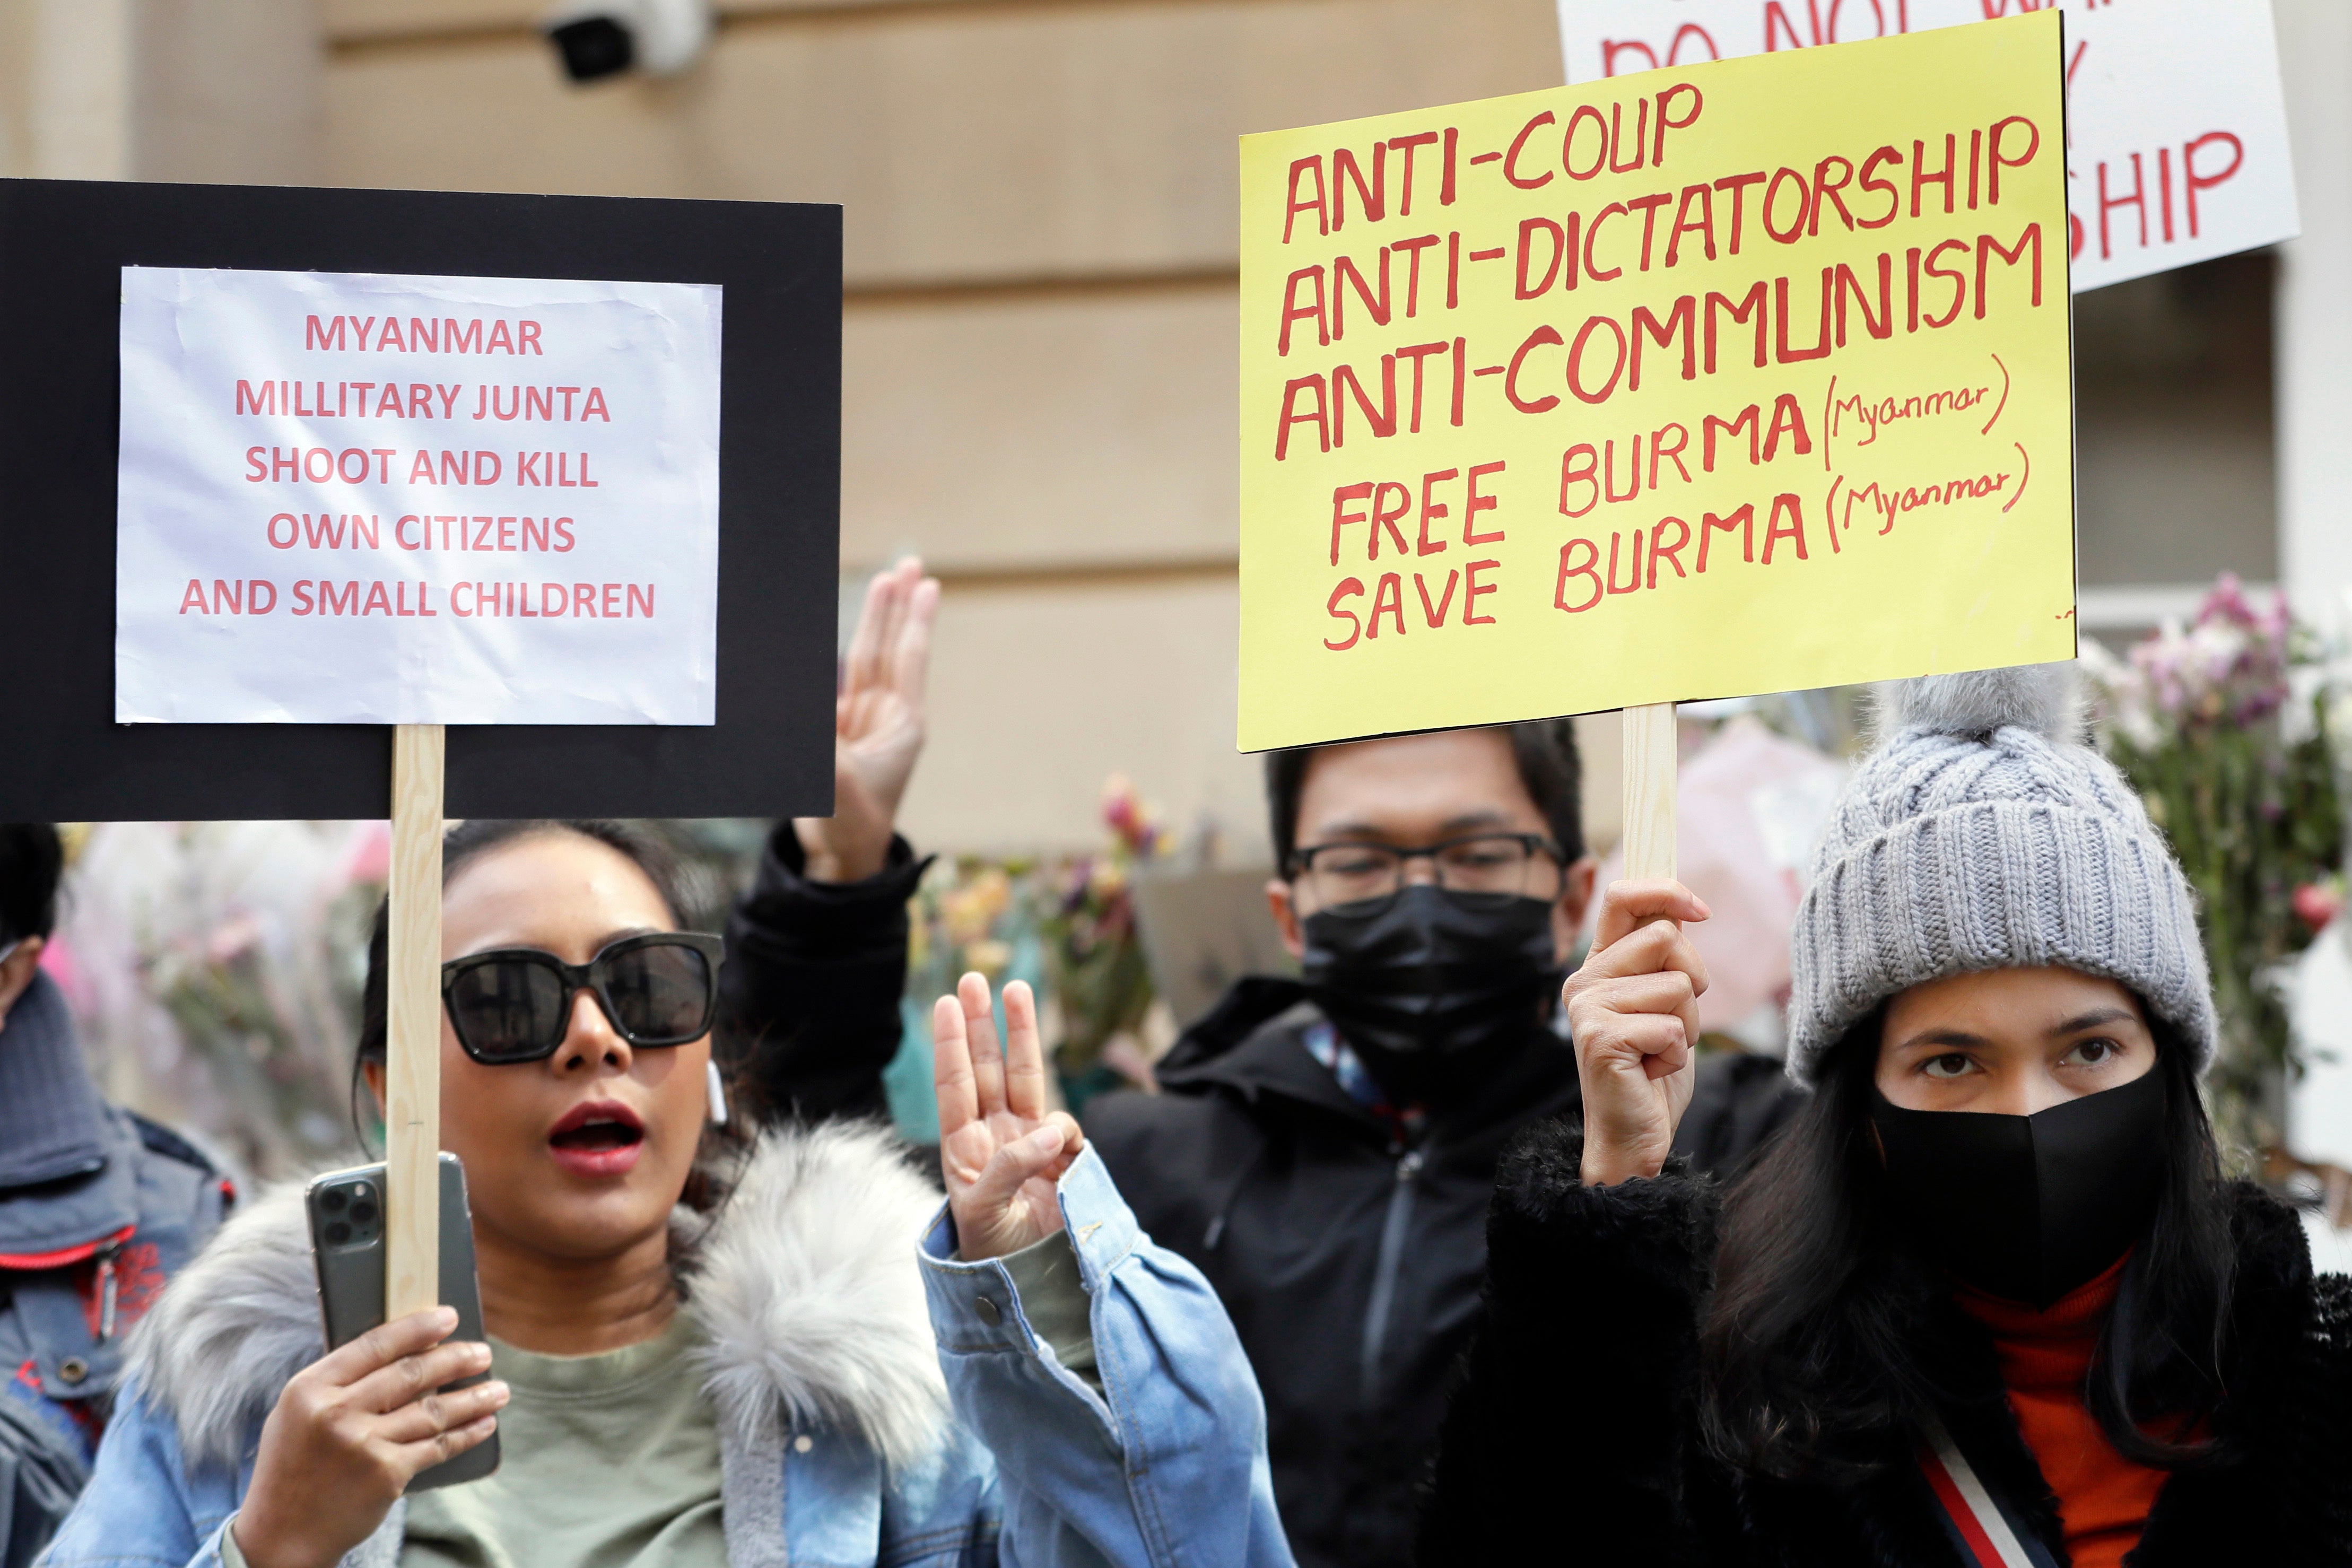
top-left (1085, 722), bottom-right (1801, 1568)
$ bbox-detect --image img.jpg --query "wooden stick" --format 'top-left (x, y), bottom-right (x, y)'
top-left (385, 723), bottom-right (446, 1322)
top-left (1621, 703), bottom-right (1677, 882)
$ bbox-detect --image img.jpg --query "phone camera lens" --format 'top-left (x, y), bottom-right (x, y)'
top-left (326, 1221), bottom-right (353, 1245)
top-left (351, 1200), bottom-right (379, 1224)
top-left (321, 1189), bottom-right (347, 1213)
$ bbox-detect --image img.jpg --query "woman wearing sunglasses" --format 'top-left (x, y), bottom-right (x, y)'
top-left (40, 563), bottom-right (1293, 1568)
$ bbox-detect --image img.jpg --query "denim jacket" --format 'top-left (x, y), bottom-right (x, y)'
top-left (1, 972), bottom-right (230, 1566)
top-left (37, 1124), bottom-right (1292, 1568)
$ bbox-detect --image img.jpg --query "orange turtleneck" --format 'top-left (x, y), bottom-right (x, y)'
top-left (1953, 1259), bottom-right (2169, 1568)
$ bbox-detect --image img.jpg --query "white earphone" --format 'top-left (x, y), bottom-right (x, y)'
top-left (705, 1059), bottom-right (729, 1128)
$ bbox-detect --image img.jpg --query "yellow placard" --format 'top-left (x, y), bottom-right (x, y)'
top-left (1238, 11), bottom-right (2074, 752)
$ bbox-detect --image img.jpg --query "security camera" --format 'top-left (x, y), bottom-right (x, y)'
top-left (544, 0), bottom-right (711, 83)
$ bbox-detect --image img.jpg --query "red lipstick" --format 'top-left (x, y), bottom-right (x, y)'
top-left (545, 1099), bottom-right (646, 1178)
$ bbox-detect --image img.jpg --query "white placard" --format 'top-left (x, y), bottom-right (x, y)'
top-left (1556, 0), bottom-right (2299, 292)
top-left (116, 266), bottom-right (722, 725)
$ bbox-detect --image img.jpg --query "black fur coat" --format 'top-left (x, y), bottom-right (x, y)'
top-left (1419, 1118), bottom-right (2352, 1566)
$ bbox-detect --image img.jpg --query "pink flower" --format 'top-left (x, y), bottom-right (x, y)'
top-left (341, 822), bottom-right (390, 887)
top-left (2198, 571), bottom-right (2254, 629)
top-left (36, 937), bottom-right (94, 1014)
top-left (1102, 775), bottom-right (1139, 833)
top-left (2104, 574), bottom-right (2294, 733)
top-left (2294, 881), bottom-right (2344, 934)
top-left (205, 913), bottom-right (262, 966)
top-left (1098, 773), bottom-right (1164, 858)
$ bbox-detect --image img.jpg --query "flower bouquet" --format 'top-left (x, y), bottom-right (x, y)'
top-left (1039, 777), bottom-right (1166, 1111)
top-left (2081, 574), bottom-right (2346, 1153)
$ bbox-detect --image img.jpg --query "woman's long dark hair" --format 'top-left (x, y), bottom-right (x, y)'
top-left (352, 818), bottom-right (752, 1221)
top-left (1698, 1010), bottom-right (2236, 1480)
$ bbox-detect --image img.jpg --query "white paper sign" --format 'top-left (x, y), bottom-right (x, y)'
top-left (116, 266), bottom-right (723, 725)
top-left (1556, 0), bottom-right (2299, 292)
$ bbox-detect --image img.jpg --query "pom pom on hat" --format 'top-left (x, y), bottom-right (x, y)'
top-left (1872, 660), bottom-right (2081, 745)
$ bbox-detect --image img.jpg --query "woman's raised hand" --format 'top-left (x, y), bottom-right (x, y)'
top-left (796, 556), bottom-right (940, 883)
top-left (231, 1306), bottom-right (507, 1568)
top-left (934, 973), bottom-right (1086, 1261)
top-left (1565, 879), bottom-right (1713, 1186)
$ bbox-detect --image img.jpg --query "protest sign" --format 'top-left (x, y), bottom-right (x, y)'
top-left (1556, 0), bottom-right (2298, 293)
top-left (117, 267), bottom-right (722, 726)
top-left (0, 178), bottom-right (839, 821)
top-left (0, 177), bottom-right (842, 1319)
top-left (1238, 10), bottom-right (2076, 754)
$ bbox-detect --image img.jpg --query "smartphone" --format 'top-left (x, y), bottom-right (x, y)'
top-left (304, 1153), bottom-right (501, 1491)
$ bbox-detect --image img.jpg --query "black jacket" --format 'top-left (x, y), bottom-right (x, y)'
top-left (1085, 978), bottom-right (1805, 1568)
top-left (716, 825), bottom-right (925, 1126)
top-left (1422, 1118), bottom-right (2352, 1567)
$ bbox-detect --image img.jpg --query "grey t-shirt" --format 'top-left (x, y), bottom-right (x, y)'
top-left (400, 1313), bottom-right (726, 1568)
top-left (219, 1231), bottom-right (1097, 1567)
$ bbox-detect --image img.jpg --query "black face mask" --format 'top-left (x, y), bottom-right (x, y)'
top-left (1300, 884), bottom-right (1559, 1104)
top-left (1870, 1065), bottom-right (2168, 1308)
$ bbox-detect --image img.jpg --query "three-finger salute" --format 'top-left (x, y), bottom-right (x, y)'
top-left (797, 556), bottom-right (941, 883)
top-left (933, 972), bottom-right (1085, 1262)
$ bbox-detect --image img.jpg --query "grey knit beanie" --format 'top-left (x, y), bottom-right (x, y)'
top-left (1783, 662), bottom-right (2216, 1085)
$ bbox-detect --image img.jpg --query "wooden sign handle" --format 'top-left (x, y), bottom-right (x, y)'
top-left (1621, 703), bottom-right (1677, 883)
top-left (385, 724), bottom-right (446, 1322)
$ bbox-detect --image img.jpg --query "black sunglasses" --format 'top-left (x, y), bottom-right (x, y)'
top-left (440, 932), bottom-right (725, 1065)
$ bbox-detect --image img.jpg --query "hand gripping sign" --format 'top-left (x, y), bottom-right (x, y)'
top-left (1238, 12), bottom-right (2076, 876)
top-left (0, 178), bottom-right (840, 1334)
top-left (1557, 0), bottom-right (2299, 294)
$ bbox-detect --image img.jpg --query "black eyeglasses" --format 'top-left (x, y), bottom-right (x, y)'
top-left (1287, 832), bottom-right (1565, 911)
top-left (440, 933), bottom-right (725, 1065)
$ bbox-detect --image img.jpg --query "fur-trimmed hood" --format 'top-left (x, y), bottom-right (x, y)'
top-left (124, 1121), bottom-right (951, 1475)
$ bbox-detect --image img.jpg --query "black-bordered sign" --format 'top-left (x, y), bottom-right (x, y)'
top-left (0, 178), bottom-right (839, 821)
